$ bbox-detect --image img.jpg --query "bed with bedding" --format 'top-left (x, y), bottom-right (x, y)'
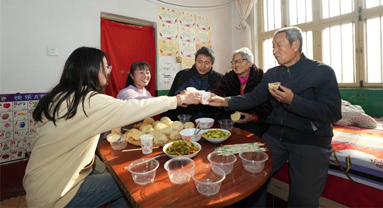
top-left (267, 110), bottom-right (383, 207)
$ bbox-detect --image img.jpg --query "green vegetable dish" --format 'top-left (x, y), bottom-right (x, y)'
top-left (202, 130), bottom-right (230, 139)
top-left (166, 140), bottom-right (200, 156)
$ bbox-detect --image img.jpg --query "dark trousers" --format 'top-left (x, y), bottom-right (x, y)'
top-left (245, 133), bottom-right (332, 208)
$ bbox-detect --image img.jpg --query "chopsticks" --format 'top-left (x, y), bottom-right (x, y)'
top-left (122, 146), bottom-right (159, 152)
top-left (194, 121), bottom-right (201, 135)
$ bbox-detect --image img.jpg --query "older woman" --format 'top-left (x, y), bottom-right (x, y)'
top-left (210, 47), bottom-right (271, 137)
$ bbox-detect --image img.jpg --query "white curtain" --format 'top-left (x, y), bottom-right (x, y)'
top-left (235, 0), bottom-right (255, 49)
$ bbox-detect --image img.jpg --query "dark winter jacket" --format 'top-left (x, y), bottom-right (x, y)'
top-left (164, 65), bottom-right (223, 121)
top-left (211, 65), bottom-right (272, 128)
top-left (226, 54), bottom-right (342, 147)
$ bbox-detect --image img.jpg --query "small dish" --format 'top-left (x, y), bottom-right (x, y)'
top-left (195, 118), bottom-right (214, 129)
top-left (202, 128), bottom-right (231, 144)
top-left (163, 140), bottom-right (201, 159)
top-left (179, 128), bottom-right (203, 142)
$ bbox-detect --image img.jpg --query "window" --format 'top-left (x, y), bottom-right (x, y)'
top-left (258, 0), bottom-right (383, 87)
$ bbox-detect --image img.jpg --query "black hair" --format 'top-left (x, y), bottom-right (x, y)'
top-left (195, 46), bottom-right (215, 64)
top-left (125, 61), bottom-right (151, 88)
top-left (33, 47), bottom-right (107, 125)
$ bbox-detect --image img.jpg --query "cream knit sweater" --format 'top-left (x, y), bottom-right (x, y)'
top-left (23, 93), bottom-right (177, 207)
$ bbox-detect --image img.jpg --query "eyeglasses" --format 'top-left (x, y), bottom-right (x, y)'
top-left (231, 58), bottom-right (246, 64)
top-left (107, 65), bottom-right (113, 73)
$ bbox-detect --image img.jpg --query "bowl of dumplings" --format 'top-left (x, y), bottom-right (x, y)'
top-left (123, 116), bottom-right (196, 147)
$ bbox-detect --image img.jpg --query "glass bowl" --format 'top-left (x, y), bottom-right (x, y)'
top-left (239, 151), bottom-right (269, 173)
top-left (164, 157), bottom-right (195, 184)
top-left (208, 152), bottom-right (237, 174)
top-left (192, 165), bottom-right (226, 197)
top-left (127, 158), bottom-right (159, 185)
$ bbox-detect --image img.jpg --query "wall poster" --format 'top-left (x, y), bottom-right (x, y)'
top-left (0, 93), bottom-right (45, 164)
top-left (156, 6), bottom-right (212, 91)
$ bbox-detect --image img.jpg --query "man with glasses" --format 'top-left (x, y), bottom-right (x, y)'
top-left (209, 26), bottom-right (342, 207)
top-left (164, 46), bottom-right (223, 121)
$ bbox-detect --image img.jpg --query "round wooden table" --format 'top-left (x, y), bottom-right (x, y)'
top-left (97, 127), bottom-right (272, 208)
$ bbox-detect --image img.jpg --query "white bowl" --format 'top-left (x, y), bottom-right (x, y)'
top-left (195, 118), bottom-right (214, 129)
top-left (179, 128), bottom-right (202, 142)
top-left (163, 140), bottom-right (202, 159)
top-left (202, 128), bottom-right (231, 144)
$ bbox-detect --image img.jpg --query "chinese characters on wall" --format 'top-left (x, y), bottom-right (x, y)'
top-left (0, 93), bottom-right (45, 164)
top-left (156, 6), bottom-right (212, 90)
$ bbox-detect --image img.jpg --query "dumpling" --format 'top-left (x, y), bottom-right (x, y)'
top-left (139, 123), bottom-right (153, 132)
top-left (142, 117), bottom-right (155, 124)
top-left (153, 122), bottom-right (167, 130)
top-left (162, 119), bottom-right (173, 127)
top-left (126, 128), bottom-right (144, 141)
top-left (152, 131), bottom-right (168, 146)
top-left (183, 122), bottom-right (195, 129)
top-left (169, 131), bottom-right (181, 140)
top-left (171, 121), bottom-right (184, 131)
top-left (160, 116), bottom-right (172, 123)
top-left (159, 126), bottom-right (173, 135)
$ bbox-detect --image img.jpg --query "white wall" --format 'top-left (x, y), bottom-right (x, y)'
top-left (0, 0), bottom-right (242, 94)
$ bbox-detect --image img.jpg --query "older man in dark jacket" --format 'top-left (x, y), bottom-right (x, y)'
top-left (209, 26), bottom-right (342, 207)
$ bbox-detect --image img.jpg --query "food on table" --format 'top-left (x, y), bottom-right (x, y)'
top-left (142, 117), bottom-right (155, 124)
top-left (202, 129), bottom-right (230, 139)
top-left (124, 117), bottom-right (192, 146)
top-left (169, 131), bottom-right (181, 140)
top-left (171, 121), bottom-right (183, 131)
top-left (268, 82), bottom-right (281, 90)
top-left (230, 111), bottom-right (241, 121)
top-left (159, 126), bottom-right (173, 135)
top-left (160, 116), bottom-right (172, 123)
top-left (153, 122), bottom-right (167, 131)
top-left (165, 140), bottom-right (200, 156)
top-left (183, 122), bottom-right (195, 129)
top-left (139, 123), bottom-right (153, 132)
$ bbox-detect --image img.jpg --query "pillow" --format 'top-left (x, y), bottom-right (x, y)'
top-left (335, 100), bottom-right (377, 128)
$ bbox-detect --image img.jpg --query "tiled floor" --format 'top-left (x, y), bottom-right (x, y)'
top-left (0, 195), bottom-right (27, 208)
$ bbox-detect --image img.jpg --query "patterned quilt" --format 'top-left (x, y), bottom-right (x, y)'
top-left (274, 118), bottom-right (383, 207)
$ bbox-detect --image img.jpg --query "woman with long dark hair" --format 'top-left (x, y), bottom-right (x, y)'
top-left (23, 47), bottom-right (200, 207)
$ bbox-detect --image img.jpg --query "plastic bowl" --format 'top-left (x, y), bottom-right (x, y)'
top-left (127, 158), bottom-right (159, 185)
top-left (163, 140), bottom-right (202, 159)
top-left (218, 119), bottom-right (234, 131)
top-left (195, 118), bottom-right (214, 129)
top-left (177, 114), bottom-right (192, 123)
top-left (107, 134), bottom-right (127, 150)
top-left (164, 157), bottom-right (195, 184)
top-left (208, 152), bottom-right (237, 175)
top-left (239, 151), bottom-right (269, 173)
top-left (202, 128), bottom-right (231, 144)
top-left (192, 165), bottom-right (226, 197)
top-left (179, 128), bottom-right (202, 142)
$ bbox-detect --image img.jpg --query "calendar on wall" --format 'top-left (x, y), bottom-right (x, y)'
top-left (0, 93), bottom-right (45, 164)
